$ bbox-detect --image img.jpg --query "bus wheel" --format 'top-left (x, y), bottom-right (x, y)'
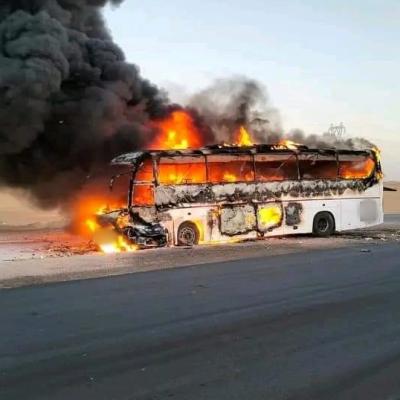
top-left (177, 222), bottom-right (200, 246)
top-left (313, 212), bottom-right (335, 237)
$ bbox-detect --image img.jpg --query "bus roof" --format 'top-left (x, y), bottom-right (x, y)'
top-left (111, 144), bottom-right (374, 166)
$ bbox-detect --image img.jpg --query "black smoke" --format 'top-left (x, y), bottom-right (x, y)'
top-left (189, 77), bottom-right (283, 144)
top-left (0, 0), bottom-right (169, 208)
top-left (0, 2), bottom-right (375, 211)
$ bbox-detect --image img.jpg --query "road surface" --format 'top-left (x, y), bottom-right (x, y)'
top-left (1, 241), bottom-right (400, 399)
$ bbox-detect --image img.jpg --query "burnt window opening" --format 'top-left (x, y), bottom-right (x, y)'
top-left (255, 154), bottom-right (298, 181)
top-left (108, 166), bottom-right (132, 207)
top-left (299, 154), bottom-right (338, 180)
top-left (158, 156), bottom-right (207, 185)
top-left (338, 154), bottom-right (375, 179)
top-left (135, 159), bottom-right (154, 183)
top-left (131, 184), bottom-right (155, 206)
top-left (207, 154), bottom-right (254, 183)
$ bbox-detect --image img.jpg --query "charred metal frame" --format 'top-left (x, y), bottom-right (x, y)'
top-left (111, 145), bottom-right (382, 210)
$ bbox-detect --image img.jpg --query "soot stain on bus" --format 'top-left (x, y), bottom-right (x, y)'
top-left (96, 144), bottom-right (383, 248)
top-left (285, 203), bottom-right (303, 226)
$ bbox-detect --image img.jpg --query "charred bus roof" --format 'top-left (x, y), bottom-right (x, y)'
top-left (111, 144), bottom-right (375, 167)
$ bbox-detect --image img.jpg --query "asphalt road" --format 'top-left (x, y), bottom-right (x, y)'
top-left (1, 243), bottom-right (400, 399)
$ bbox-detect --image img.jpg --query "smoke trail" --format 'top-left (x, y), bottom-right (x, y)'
top-left (189, 77), bottom-right (283, 144)
top-left (0, 0), bottom-right (168, 208)
top-left (286, 128), bottom-right (375, 150)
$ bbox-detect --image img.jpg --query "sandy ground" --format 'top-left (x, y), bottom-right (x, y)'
top-left (1, 216), bottom-right (399, 289)
top-left (384, 181), bottom-right (400, 213)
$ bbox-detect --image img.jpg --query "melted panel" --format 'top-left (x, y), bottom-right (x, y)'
top-left (220, 205), bottom-right (256, 236)
top-left (257, 203), bottom-right (283, 232)
top-left (285, 203), bottom-right (303, 226)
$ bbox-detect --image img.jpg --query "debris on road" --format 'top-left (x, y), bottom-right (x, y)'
top-left (45, 241), bottom-right (98, 257)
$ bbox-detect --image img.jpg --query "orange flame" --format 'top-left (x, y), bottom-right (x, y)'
top-left (372, 146), bottom-right (383, 180)
top-left (275, 139), bottom-right (302, 150)
top-left (150, 110), bottom-right (203, 150)
top-left (85, 216), bottom-right (137, 253)
top-left (223, 172), bottom-right (238, 182)
top-left (235, 126), bottom-right (253, 146)
top-left (339, 157), bottom-right (376, 180)
top-left (72, 194), bottom-right (136, 254)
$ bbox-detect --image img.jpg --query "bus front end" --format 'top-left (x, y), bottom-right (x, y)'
top-left (96, 152), bottom-right (168, 249)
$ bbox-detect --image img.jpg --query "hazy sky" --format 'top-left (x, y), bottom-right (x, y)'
top-left (104, 0), bottom-right (399, 179)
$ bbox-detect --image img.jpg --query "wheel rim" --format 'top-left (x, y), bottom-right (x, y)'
top-left (317, 218), bottom-right (329, 233)
top-left (179, 227), bottom-right (196, 246)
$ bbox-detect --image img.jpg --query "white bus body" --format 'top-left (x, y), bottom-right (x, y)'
top-left (155, 183), bottom-right (383, 245)
top-left (110, 145), bottom-right (383, 246)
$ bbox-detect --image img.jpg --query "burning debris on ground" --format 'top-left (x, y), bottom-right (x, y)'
top-left (44, 241), bottom-right (98, 257)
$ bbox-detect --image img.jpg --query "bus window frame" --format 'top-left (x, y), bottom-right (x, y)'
top-left (151, 151), bottom-right (302, 186)
top-left (155, 154), bottom-right (208, 186)
top-left (206, 153), bottom-right (256, 184)
top-left (129, 158), bottom-right (157, 207)
top-left (254, 152), bottom-right (300, 182)
top-left (126, 149), bottom-right (377, 208)
top-left (298, 152), bottom-right (339, 181)
top-left (338, 153), bottom-right (376, 180)
top-left (130, 181), bottom-right (156, 207)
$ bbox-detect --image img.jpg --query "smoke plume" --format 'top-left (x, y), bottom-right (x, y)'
top-left (0, 0), bottom-right (168, 208)
top-left (189, 77), bottom-right (283, 144)
top-left (0, 2), bottom-right (375, 211)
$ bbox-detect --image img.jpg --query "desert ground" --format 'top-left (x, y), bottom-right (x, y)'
top-left (383, 181), bottom-right (400, 213)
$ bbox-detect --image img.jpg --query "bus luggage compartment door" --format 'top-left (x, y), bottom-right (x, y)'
top-left (256, 203), bottom-right (284, 235)
top-left (220, 204), bottom-right (256, 236)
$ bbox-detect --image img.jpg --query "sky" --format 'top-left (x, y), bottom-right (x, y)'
top-left (104, 0), bottom-right (400, 179)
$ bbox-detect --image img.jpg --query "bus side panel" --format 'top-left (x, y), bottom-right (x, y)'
top-left (337, 183), bottom-right (383, 231)
top-left (339, 201), bottom-right (383, 231)
top-left (339, 198), bottom-right (382, 231)
top-left (282, 200), bottom-right (341, 235)
top-left (165, 206), bottom-right (258, 245)
top-left (165, 206), bottom-right (210, 245)
top-left (257, 202), bottom-right (285, 237)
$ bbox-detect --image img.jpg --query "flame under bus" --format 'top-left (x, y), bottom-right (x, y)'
top-left (109, 144), bottom-right (383, 247)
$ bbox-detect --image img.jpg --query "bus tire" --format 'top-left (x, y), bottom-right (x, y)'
top-left (313, 212), bottom-right (335, 237)
top-left (177, 222), bottom-right (200, 246)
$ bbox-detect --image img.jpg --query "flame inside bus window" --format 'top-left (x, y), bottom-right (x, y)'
top-left (255, 154), bottom-right (298, 181)
top-left (339, 155), bottom-right (375, 179)
top-left (131, 184), bottom-right (154, 206)
top-left (207, 154), bottom-right (254, 183)
top-left (158, 156), bottom-right (207, 185)
top-left (135, 159), bottom-right (154, 182)
top-left (299, 154), bottom-right (338, 179)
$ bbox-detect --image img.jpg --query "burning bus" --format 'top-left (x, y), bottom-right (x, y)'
top-left (95, 142), bottom-right (383, 249)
